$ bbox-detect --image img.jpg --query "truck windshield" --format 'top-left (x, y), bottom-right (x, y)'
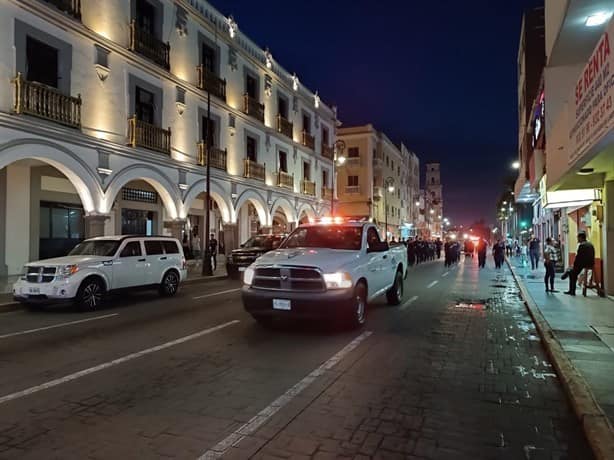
top-left (280, 226), bottom-right (363, 251)
top-left (68, 240), bottom-right (121, 257)
top-left (242, 236), bottom-right (274, 249)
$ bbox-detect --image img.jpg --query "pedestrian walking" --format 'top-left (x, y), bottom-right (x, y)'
top-left (563, 231), bottom-right (595, 296)
top-left (209, 233), bottom-right (218, 271)
top-left (477, 238), bottom-right (487, 268)
top-left (520, 242), bottom-right (528, 266)
top-left (529, 237), bottom-right (540, 270)
top-left (543, 237), bottom-right (558, 293)
top-left (191, 232), bottom-right (201, 258)
top-left (493, 239), bottom-right (505, 269)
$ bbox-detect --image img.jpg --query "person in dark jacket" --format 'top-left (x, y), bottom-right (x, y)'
top-left (493, 239), bottom-right (505, 269)
top-left (477, 238), bottom-right (488, 268)
top-left (564, 231), bottom-right (595, 296)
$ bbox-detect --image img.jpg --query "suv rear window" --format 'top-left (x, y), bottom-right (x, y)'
top-left (144, 240), bottom-right (164, 255)
top-left (162, 241), bottom-right (179, 254)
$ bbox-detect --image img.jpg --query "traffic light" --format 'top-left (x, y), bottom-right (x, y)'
top-left (520, 221), bottom-right (527, 228)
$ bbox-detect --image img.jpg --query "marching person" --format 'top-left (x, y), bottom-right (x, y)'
top-left (543, 237), bottom-right (558, 293)
top-left (493, 239), bottom-right (505, 269)
top-left (477, 237), bottom-right (488, 268)
top-left (564, 231), bottom-right (595, 296)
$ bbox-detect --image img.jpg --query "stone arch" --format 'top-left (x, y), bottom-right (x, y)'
top-left (182, 179), bottom-right (232, 223)
top-left (233, 189), bottom-right (269, 225)
top-left (270, 196), bottom-right (298, 225)
top-left (297, 202), bottom-right (317, 223)
top-left (0, 139), bottom-right (101, 212)
top-left (102, 165), bottom-right (181, 219)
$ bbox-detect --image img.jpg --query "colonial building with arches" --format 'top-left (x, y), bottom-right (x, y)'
top-left (0, 0), bottom-right (335, 276)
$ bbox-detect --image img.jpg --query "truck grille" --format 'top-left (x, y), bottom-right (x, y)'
top-left (25, 266), bottom-right (57, 283)
top-left (252, 266), bottom-right (325, 292)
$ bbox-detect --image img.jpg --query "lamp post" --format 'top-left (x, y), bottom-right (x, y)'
top-left (201, 87), bottom-right (213, 276)
top-left (330, 139), bottom-right (346, 217)
top-left (384, 176), bottom-right (394, 241)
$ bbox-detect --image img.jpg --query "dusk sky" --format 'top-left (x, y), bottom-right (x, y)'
top-left (217, 0), bottom-right (543, 226)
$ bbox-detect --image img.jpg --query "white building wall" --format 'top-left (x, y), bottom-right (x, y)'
top-left (5, 164), bottom-right (30, 274)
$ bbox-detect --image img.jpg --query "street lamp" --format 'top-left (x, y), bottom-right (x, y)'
top-left (511, 161), bottom-right (520, 170)
top-left (384, 176), bottom-right (394, 241)
top-left (330, 139), bottom-right (346, 217)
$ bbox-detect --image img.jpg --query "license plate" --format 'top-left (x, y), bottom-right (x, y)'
top-left (273, 299), bottom-right (291, 311)
top-left (238, 267), bottom-right (246, 272)
top-left (28, 287), bottom-right (40, 294)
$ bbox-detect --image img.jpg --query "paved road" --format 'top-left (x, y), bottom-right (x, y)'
top-left (0, 255), bottom-right (591, 459)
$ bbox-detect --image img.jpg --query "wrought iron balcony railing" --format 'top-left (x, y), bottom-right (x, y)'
top-left (13, 73), bottom-right (82, 129)
top-left (244, 159), bottom-right (265, 181)
top-left (302, 131), bottom-right (315, 150)
top-left (301, 179), bottom-right (316, 196)
top-left (277, 114), bottom-right (293, 138)
top-left (197, 143), bottom-right (227, 170)
top-left (243, 94), bottom-right (264, 123)
top-left (277, 171), bottom-right (294, 189)
top-left (129, 20), bottom-right (170, 70)
top-left (128, 116), bottom-right (171, 154)
top-left (43, 0), bottom-right (81, 20)
top-left (321, 143), bottom-right (333, 160)
top-left (345, 185), bottom-right (361, 194)
top-left (197, 65), bottom-right (226, 101)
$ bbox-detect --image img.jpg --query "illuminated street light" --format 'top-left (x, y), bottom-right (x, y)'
top-left (430, 209), bottom-right (434, 214)
top-left (511, 161), bottom-right (520, 170)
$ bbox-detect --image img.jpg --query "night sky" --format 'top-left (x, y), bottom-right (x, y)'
top-left (217, 0), bottom-right (543, 226)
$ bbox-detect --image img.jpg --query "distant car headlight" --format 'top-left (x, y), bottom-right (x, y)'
top-left (57, 264), bottom-right (79, 279)
top-left (243, 267), bottom-right (255, 286)
top-left (323, 272), bottom-right (353, 289)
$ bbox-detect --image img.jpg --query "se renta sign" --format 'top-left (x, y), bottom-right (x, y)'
top-left (569, 19), bottom-right (614, 164)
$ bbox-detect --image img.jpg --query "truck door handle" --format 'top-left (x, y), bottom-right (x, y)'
top-left (137, 258), bottom-right (146, 262)
top-left (383, 255), bottom-right (388, 259)
top-left (160, 256), bottom-right (167, 260)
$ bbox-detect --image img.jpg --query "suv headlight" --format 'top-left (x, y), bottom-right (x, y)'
top-left (243, 266), bottom-right (255, 286)
top-left (323, 272), bottom-right (353, 289)
top-left (57, 264), bottom-right (79, 279)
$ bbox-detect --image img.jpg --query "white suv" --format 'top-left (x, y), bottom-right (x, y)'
top-left (13, 236), bottom-right (187, 310)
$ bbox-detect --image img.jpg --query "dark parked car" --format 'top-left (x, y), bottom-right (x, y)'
top-left (226, 234), bottom-right (285, 279)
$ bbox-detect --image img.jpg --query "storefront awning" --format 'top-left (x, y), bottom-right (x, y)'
top-left (542, 188), bottom-right (602, 209)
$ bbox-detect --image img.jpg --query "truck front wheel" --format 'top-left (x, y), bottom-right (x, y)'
top-left (349, 282), bottom-right (367, 328)
top-left (386, 270), bottom-right (403, 305)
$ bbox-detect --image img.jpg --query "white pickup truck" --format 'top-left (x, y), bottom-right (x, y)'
top-left (241, 221), bottom-right (408, 327)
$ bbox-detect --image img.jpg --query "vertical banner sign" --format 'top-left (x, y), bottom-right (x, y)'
top-left (569, 20), bottom-right (614, 164)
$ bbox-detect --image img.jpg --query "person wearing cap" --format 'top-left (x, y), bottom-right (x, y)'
top-left (564, 231), bottom-right (595, 296)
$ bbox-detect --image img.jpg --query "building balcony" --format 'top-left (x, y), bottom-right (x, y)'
top-left (43, 0), bottom-right (81, 20)
top-left (277, 170), bottom-right (294, 189)
top-left (373, 153), bottom-right (384, 169)
top-left (277, 114), bottom-right (293, 138)
top-left (243, 94), bottom-right (265, 123)
top-left (12, 73), bottom-right (82, 129)
top-left (301, 131), bottom-right (315, 150)
top-left (128, 116), bottom-right (171, 154)
top-left (244, 158), bottom-right (265, 181)
top-left (197, 65), bottom-right (226, 101)
top-left (346, 156), bottom-right (361, 166)
top-left (373, 186), bottom-right (384, 201)
top-left (129, 20), bottom-right (170, 70)
top-left (197, 143), bottom-right (227, 171)
top-left (301, 179), bottom-right (316, 196)
top-left (345, 185), bottom-right (361, 194)
top-left (321, 187), bottom-right (333, 200)
top-left (321, 143), bottom-right (333, 160)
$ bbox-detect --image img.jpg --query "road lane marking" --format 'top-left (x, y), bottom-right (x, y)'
top-left (442, 271), bottom-right (449, 277)
top-left (193, 288), bottom-right (241, 300)
top-left (0, 320), bottom-right (239, 406)
top-left (399, 295), bottom-right (418, 311)
top-left (200, 330), bottom-right (373, 459)
top-left (0, 313), bottom-right (119, 339)
top-left (427, 280), bottom-right (439, 288)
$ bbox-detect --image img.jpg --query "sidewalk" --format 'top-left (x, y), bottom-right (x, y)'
top-left (508, 256), bottom-right (614, 427)
top-left (0, 256), bottom-right (229, 308)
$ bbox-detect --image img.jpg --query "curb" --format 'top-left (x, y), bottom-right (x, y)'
top-left (0, 274), bottom-right (230, 314)
top-left (506, 259), bottom-right (614, 460)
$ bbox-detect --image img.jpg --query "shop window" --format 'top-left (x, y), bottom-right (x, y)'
top-left (348, 147), bottom-right (359, 158)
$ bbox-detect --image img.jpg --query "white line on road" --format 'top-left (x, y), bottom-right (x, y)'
top-left (399, 295), bottom-right (419, 311)
top-left (0, 320), bottom-right (239, 406)
top-left (442, 271), bottom-right (449, 277)
top-left (199, 330), bottom-right (373, 459)
top-left (0, 313), bottom-right (119, 339)
top-left (192, 288), bottom-right (241, 300)
top-left (427, 280), bottom-right (439, 288)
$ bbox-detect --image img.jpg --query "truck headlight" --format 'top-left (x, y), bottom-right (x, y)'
top-left (323, 272), bottom-right (353, 289)
top-left (57, 264), bottom-right (79, 279)
top-left (243, 267), bottom-right (255, 286)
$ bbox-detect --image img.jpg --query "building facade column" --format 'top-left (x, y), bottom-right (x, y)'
top-left (222, 223), bottom-right (238, 254)
top-left (84, 214), bottom-right (111, 238)
top-left (604, 180), bottom-right (614, 296)
top-left (0, 168), bottom-right (7, 277)
top-left (167, 219), bottom-right (186, 241)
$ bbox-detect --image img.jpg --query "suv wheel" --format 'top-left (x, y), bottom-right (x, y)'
top-left (386, 270), bottom-right (403, 305)
top-left (77, 278), bottom-right (105, 311)
top-left (159, 270), bottom-right (180, 297)
top-left (349, 282), bottom-right (367, 328)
